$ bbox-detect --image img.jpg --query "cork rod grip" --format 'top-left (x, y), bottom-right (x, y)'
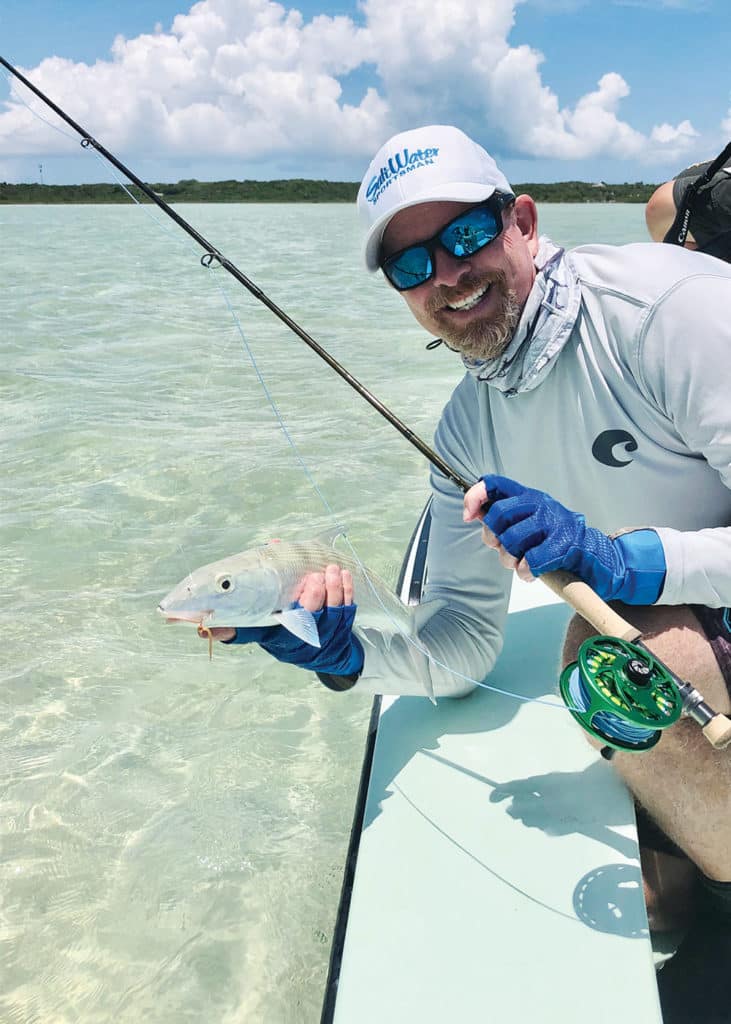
top-left (539, 570), bottom-right (642, 642)
top-left (702, 715), bottom-right (731, 750)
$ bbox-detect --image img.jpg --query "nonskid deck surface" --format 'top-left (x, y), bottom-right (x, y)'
top-left (328, 578), bottom-right (662, 1023)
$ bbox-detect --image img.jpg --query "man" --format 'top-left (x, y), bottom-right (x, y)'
top-left (212, 125), bottom-right (731, 1013)
top-left (646, 149), bottom-right (731, 260)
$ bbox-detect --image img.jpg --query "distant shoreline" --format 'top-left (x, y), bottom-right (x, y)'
top-left (0, 179), bottom-right (658, 205)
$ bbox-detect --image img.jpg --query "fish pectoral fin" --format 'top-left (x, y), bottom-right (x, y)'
top-left (276, 607), bottom-right (321, 648)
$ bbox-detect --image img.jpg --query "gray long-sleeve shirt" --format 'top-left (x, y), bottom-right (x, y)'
top-left (352, 240), bottom-right (731, 698)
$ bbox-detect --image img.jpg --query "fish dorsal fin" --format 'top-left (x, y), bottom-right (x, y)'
top-left (312, 524), bottom-right (347, 550)
top-left (274, 606), bottom-right (321, 648)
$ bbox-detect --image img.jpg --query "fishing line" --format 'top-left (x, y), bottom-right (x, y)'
top-left (201, 271), bottom-right (571, 709)
top-left (1, 54), bottom-right (470, 494)
top-left (4, 55), bottom-right (576, 713)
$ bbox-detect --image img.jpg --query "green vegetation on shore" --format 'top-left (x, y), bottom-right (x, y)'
top-left (0, 178), bottom-right (658, 205)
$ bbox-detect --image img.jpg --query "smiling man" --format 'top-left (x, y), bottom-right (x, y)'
top-left (361, 126), bottom-right (731, 1020)
top-left (212, 125), bottom-right (731, 1018)
top-left (379, 194), bottom-right (529, 361)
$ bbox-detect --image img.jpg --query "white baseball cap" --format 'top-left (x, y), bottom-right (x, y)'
top-left (358, 124), bottom-right (514, 271)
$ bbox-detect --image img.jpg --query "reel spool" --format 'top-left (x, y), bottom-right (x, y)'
top-left (559, 636), bottom-right (683, 752)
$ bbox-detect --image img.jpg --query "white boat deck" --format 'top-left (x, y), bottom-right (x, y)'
top-left (331, 579), bottom-right (663, 1022)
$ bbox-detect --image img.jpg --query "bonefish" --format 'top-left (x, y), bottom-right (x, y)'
top-left (158, 532), bottom-right (444, 701)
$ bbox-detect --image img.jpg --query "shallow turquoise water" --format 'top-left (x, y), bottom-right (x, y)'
top-left (0, 200), bottom-right (649, 1022)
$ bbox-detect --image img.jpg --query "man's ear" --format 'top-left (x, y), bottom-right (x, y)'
top-left (513, 195), bottom-right (539, 257)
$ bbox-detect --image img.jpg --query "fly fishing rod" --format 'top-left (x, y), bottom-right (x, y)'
top-left (0, 53), bottom-right (471, 495)
top-left (6, 54), bottom-right (731, 753)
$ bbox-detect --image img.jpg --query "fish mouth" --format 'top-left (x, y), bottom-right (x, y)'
top-left (158, 606), bottom-right (212, 624)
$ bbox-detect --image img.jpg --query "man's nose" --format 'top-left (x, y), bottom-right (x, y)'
top-left (432, 246), bottom-right (471, 288)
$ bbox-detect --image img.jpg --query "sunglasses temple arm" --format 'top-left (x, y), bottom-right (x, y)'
top-left (1, 54), bottom-right (474, 496)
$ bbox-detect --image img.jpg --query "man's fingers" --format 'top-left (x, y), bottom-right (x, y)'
top-left (495, 546), bottom-right (536, 581)
top-left (341, 569), bottom-right (354, 605)
top-left (324, 564), bottom-right (344, 606)
top-left (515, 557), bottom-right (536, 583)
top-left (299, 571), bottom-right (327, 612)
top-left (296, 566), bottom-right (354, 613)
top-left (463, 480), bottom-right (488, 522)
top-left (498, 546), bottom-right (520, 571)
top-left (481, 524), bottom-right (501, 549)
top-left (323, 565), bottom-right (355, 607)
top-left (480, 526), bottom-right (532, 579)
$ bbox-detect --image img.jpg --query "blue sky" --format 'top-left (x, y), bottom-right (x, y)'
top-left (1, 0), bottom-right (729, 185)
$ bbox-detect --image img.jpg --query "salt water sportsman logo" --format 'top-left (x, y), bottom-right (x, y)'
top-left (591, 429), bottom-right (638, 468)
top-left (366, 147), bottom-right (440, 206)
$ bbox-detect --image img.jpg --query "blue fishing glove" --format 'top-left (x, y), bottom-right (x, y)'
top-left (225, 603), bottom-right (364, 677)
top-left (481, 474), bottom-right (666, 605)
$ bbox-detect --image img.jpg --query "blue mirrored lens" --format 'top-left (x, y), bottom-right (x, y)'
top-left (385, 245), bottom-right (432, 290)
top-left (382, 201), bottom-right (505, 290)
top-left (440, 206), bottom-right (499, 257)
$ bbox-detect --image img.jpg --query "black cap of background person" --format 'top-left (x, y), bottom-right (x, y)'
top-left (672, 159), bottom-right (731, 261)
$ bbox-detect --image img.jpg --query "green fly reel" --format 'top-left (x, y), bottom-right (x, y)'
top-left (559, 636), bottom-right (683, 751)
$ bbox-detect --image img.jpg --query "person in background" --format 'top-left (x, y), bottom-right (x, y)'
top-left (645, 148), bottom-right (731, 261)
top-left (208, 126), bottom-right (731, 1020)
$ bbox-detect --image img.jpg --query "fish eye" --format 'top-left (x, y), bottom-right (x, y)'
top-left (215, 574), bottom-right (234, 593)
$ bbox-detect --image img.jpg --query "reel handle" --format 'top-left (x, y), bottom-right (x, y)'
top-left (539, 570), bottom-right (642, 642)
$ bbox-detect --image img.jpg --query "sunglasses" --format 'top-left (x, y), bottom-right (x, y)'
top-left (380, 193), bottom-right (515, 292)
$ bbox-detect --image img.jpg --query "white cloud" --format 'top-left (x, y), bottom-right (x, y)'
top-left (651, 119), bottom-right (698, 145)
top-left (0, 0), bottom-right (704, 174)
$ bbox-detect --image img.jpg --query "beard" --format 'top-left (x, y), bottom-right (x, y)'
top-left (427, 271), bottom-right (522, 362)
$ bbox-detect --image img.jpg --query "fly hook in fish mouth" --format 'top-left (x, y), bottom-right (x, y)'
top-left (197, 623), bottom-right (214, 660)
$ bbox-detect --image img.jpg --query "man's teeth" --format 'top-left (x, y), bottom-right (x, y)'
top-left (446, 284), bottom-right (490, 311)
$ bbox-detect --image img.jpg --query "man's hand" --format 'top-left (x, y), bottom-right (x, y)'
top-left (464, 474), bottom-right (667, 605)
top-left (463, 478), bottom-right (536, 582)
top-left (296, 564), bottom-right (354, 611)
